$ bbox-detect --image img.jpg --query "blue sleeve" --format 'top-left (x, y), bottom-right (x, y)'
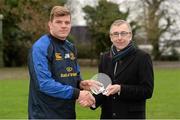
top-left (32, 43), bottom-right (75, 99)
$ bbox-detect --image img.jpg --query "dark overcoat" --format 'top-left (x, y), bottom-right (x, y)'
top-left (93, 49), bottom-right (154, 119)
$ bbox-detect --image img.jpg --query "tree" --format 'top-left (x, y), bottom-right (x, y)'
top-left (140, 0), bottom-right (180, 60)
top-left (0, 0), bottom-right (66, 66)
top-left (83, 0), bottom-right (138, 58)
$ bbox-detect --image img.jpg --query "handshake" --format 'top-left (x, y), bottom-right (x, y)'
top-left (77, 90), bottom-right (95, 108)
top-left (77, 80), bottom-right (121, 107)
top-left (77, 80), bottom-right (102, 108)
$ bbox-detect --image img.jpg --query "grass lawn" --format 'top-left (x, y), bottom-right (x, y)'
top-left (147, 68), bottom-right (180, 119)
top-left (0, 67), bottom-right (180, 119)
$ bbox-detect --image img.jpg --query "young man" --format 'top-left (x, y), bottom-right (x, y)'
top-left (92, 19), bottom-right (154, 119)
top-left (28, 6), bottom-right (97, 119)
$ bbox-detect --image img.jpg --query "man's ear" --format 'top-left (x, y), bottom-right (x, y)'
top-left (48, 21), bottom-right (51, 29)
top-left (48, 21), bottom-right (52, 32)
top-left (130, 33), bottom-right (133, 41)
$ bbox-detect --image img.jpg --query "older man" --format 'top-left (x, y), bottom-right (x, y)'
top-left (92, 19), bottom-right (154, 119)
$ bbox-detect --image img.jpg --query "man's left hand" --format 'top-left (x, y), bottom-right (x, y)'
top-left (103, 84), bottom-right (121, 96)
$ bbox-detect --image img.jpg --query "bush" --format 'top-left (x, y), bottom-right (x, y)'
top-left (160, 48), bottom-right (180, 61)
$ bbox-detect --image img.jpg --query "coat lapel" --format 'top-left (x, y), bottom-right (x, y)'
top-left (114, 53), bottom-right (136, 78)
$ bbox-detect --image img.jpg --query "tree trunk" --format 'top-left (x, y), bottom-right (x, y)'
top-left (152, 40), bottom-right (161, 60)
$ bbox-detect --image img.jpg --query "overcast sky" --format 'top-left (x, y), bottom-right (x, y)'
top-left (66, 0), bottom-right (136, 26)
top-left (66, 0), bottom-right (98, 26)
top-left (66, 0), bottom-right (180, 40)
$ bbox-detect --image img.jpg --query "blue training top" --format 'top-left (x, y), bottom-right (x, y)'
top-left (28, 34), bottom-right (82, 119)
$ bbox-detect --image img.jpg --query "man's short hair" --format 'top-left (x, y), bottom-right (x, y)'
top-left (50, 6), bottom-right (70, 21)
top-left (110, 19), bottom-right (132, 33)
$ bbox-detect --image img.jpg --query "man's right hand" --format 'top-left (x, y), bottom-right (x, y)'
top-left (77, 90), bottom-right (95, 107)
top-left (80, 80), bottom-right (103, 91)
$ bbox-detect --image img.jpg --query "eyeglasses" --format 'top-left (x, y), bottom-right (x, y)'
top-left (110, 31), bottom-right (131, 38)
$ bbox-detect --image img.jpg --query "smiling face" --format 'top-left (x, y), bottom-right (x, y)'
top-left (48, 15), bottom-right (71, 40)
top-left (110, 22), bottom-right (132, 51)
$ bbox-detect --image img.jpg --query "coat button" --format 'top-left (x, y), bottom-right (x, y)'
top-left (113, 113), bottom-right (116, 116)
top-left (113, 96), bottom-right (116, 99)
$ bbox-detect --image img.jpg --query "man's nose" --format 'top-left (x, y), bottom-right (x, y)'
top-left (118, 34), bottom-right (122, 39)
top-left (61, 22), bottom-right (67, 27)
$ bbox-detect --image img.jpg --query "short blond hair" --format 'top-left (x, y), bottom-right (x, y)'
top-left (110, 19), bottom-right (132, 33)
top-left (50, 6), bottom-right (70, 21)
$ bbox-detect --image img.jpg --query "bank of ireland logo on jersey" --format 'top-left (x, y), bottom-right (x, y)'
top-left (55, 53), bottom-right (62, 60)
top-left (60, 66), bottom-right (77, 77)
top-left (66, 66), bottom-right (73, 72)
